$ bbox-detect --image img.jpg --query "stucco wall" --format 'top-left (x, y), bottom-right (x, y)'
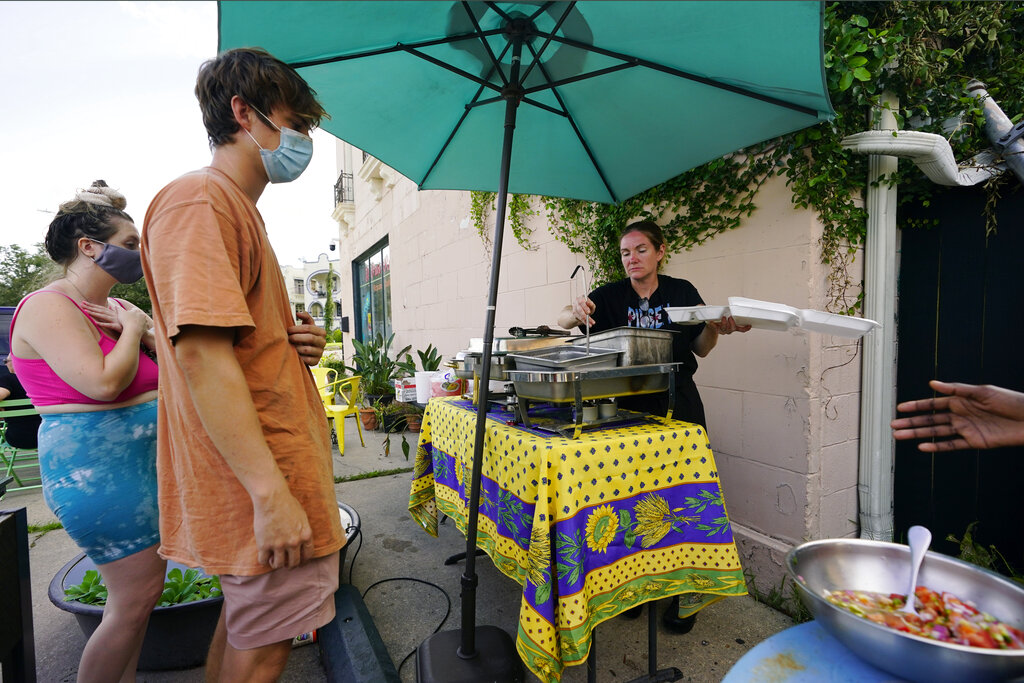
top-left (332, 145), bottom-right (864, 599)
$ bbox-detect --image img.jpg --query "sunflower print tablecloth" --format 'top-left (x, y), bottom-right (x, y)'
top-left (408, 397), bottom-right (747, 682)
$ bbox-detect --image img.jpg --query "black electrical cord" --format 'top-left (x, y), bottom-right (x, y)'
top-left (342, 523), bottom-right (454, 677)
top-left (361, 576), bottom-right (453, 676)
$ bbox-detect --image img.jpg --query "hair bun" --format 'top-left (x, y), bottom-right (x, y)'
top-left (74, 180), bottom-right (127, 211)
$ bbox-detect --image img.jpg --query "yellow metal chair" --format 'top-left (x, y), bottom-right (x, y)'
top-left (311, 366), bottom-right (338, 397)
top-left (320, 376), bottom-right (365, 454)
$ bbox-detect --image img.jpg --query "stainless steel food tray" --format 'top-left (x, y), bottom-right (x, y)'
top-left (569, 327), bottom-right (676, 366)
top-left (506, 346), bottom-right (621, 372)
top-left (464, 352), bottom-right (512, 381)
top-left (468, 336), bottom-right (570, 353)
top-left (507, 363), bottom-right (678, 402)
top-left (508, 363), bottom-right (680, 438)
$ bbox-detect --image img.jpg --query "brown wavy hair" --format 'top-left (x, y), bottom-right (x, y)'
top-left (45, 180), bottom-right (133, 267)
top-left (195, 47), bottom-right (328, 148)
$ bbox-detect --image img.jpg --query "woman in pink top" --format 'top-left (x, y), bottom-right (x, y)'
top-left (9, 181), bottom-right (164, 681)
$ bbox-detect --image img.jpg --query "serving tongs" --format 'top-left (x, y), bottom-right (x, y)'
top-left (508, 325), bottom-right (570, 338)
top-left (570, 265), bottom-right (592, 354)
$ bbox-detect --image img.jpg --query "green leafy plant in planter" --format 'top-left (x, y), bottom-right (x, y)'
top-left (375, 400), bottom-right (424, 460)
top-left (65, 568), bottom-right (223, 606)
top-left (416, 343), bottom-right (443, 372)
top-left (345, 333), bottom-right (415, 406)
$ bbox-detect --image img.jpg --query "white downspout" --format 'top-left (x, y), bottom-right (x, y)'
top-left (858, 93), bottom-right (898, 541)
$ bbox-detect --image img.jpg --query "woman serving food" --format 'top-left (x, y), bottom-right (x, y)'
top-left (557, 219), bottom-right (749, 632)
top-left (558, 219), bottom-right (749, 427)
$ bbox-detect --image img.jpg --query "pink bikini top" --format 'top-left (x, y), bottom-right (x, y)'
top-left (9, 290), bottom-right (159, 407)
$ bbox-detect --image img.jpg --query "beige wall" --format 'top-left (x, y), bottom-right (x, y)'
top-left (332, 142), bottom-right (865, 595)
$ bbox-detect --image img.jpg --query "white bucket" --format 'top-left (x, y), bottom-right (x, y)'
top-left (415, 371), bottom-right (433, 403)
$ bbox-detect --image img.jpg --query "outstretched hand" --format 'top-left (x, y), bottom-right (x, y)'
top-left (891, 380), bottom-right (1024, 451)
top-left (288, 311), bottom-right (327, 366)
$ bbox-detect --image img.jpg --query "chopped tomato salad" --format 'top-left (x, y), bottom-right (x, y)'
top-left (825, 586), bottom-right (1024, 650)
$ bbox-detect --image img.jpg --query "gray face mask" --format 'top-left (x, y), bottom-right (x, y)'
top-left (90, 239), bottom-right (143, 283)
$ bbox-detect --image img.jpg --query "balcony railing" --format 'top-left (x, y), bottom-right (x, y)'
top-left (334, 171), bottom-right (354, 205)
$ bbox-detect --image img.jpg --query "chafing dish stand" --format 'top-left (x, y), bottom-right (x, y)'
top-left (512, 364), bottom-right (677, 439)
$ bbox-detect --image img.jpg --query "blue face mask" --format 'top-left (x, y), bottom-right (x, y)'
top-left (90, 240), bottom-right (143, 284)
top-left (245, 104), bottom-right (313, 184)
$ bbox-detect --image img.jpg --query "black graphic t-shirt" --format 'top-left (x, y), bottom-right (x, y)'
top-left (582, 275), bottom-right (707, 425)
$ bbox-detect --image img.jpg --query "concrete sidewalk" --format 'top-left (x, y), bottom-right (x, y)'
top-left (6, 415), bottom-right (794, 682)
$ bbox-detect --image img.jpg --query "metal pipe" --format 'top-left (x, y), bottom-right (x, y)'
top-left (967, 79), bottom-right (1024, 187)
top-left (858, 92), bottom-right (899, 542)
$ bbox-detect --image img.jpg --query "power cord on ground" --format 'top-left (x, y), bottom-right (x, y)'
top-left (343, 523), bottom-right (454, 677)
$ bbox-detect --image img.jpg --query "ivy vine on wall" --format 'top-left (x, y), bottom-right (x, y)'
top-left (470, 2), bottom-right (1024, 312)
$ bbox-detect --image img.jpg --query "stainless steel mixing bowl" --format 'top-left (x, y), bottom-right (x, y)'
top-left (786, 538), bottom-right (1024, 683)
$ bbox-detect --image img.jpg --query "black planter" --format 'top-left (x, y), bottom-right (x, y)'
top-left (366, 393), bottom-right (394, 408)
top-left (48, 554), bottom-right (223, 671)
top-left (48, 503), bottom-right (361, 671)
top-left (381, 413), bottom-right (407, 433)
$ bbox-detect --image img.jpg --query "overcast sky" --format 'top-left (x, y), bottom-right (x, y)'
top-left (1, 1), bottom-right (343, 267)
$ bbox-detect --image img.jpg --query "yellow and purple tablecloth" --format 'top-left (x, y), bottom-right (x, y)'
top-left (408, 397), bottom-right (747, 682)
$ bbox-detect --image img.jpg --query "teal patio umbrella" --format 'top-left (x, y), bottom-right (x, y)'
top-left (219, 3), bottom-right (833, 681)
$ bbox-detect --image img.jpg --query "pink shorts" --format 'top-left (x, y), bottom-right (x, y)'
top-left (220, 551), bottom-right (340, 650)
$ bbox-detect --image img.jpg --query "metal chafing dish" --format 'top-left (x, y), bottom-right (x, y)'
top-left (506, 346), bottom-right (621, 372)
top-left (506, 363), bottom-right (680, 438)
top-left (464, 352), bottom-right (513, 381)
top-left (569, 327), bottom-right (676, 366)
top-left (468, 335), bottom-right (571, 354)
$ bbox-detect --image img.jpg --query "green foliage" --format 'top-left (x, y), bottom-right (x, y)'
top-left (743, 569), bottom-right (813, 623)
top-left (65, 567), bottom-right (222, 606)
top-left (345, 332), bottom-right (415, 400)
top-left (0, 242), bottom-right (153, 312)
top-left (948, 522), bottom-right (1024, 584)
top-left (63, 569), bottom-right (108, 605)
top-left (471, 2), bottom-right (1024, 313)
top-left (374, 399), bottom-right (419, 459)
top-left (416, 344), bottom-right (443, 372)
top-left (110, 278), bottom-right (152, 314)
top-left (329, 329), bottom-right (345, 343)
top-left (158, 568), bottom-right (222, 606)
top-left (0, 244), bottom-right (54, 306)
top-left (470, 191), bottom-right (538, 252)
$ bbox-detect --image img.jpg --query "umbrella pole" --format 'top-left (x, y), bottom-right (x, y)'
top-left (416, 30), bottom-right (527, 683)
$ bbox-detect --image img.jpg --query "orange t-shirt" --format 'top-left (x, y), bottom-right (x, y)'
top-left (142, 167), bottom-right (343, 575)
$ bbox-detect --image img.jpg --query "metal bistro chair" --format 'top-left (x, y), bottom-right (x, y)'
top-left (319, 376), bottom-right (365, 455)
top-left (311, 366), bottom-right (338, 394)
top-left (0, 398), bottom-right (42, 493)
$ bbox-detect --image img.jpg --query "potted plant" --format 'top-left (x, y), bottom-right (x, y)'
top-left (49, 553), bottom-right (223, 671)
top-left (405, 404), bottom-right (424, 432)
top-left (375, 400), bottom-right (425, 459)
top-left (358, 404), bottom-right (379, 431)
top-left (413, 343), bottom-right (444, 402)
top-left (345, 333), bottom-right (415, 407)
top-left (416, 344), bottom-right (443, 373)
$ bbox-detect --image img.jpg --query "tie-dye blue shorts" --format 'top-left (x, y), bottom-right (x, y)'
top-left (38, 399), bottom-right (160, 565)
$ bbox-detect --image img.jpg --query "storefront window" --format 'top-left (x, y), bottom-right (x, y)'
top-left (353, 239), bottom-right (391, 342)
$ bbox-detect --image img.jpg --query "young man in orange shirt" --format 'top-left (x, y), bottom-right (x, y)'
top-left (142, 48), bottom-right (343, 681)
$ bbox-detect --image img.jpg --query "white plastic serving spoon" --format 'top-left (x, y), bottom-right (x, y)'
top-left (901, 525), bottom-right (932, 615)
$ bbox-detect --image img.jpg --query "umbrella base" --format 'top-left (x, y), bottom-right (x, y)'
top-left (416, 626), bottom-right (524, 683)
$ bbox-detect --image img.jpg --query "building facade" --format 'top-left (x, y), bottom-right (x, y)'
top-left (327, 139), bottom-right (866, 600)
top-left (280, 252), bottom-right (344, 331)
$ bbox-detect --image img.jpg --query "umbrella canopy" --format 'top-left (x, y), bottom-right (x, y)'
top-left (220, 3), bottom-right (833, 680)
top-left (219, 1), bottom-right (833, 204)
